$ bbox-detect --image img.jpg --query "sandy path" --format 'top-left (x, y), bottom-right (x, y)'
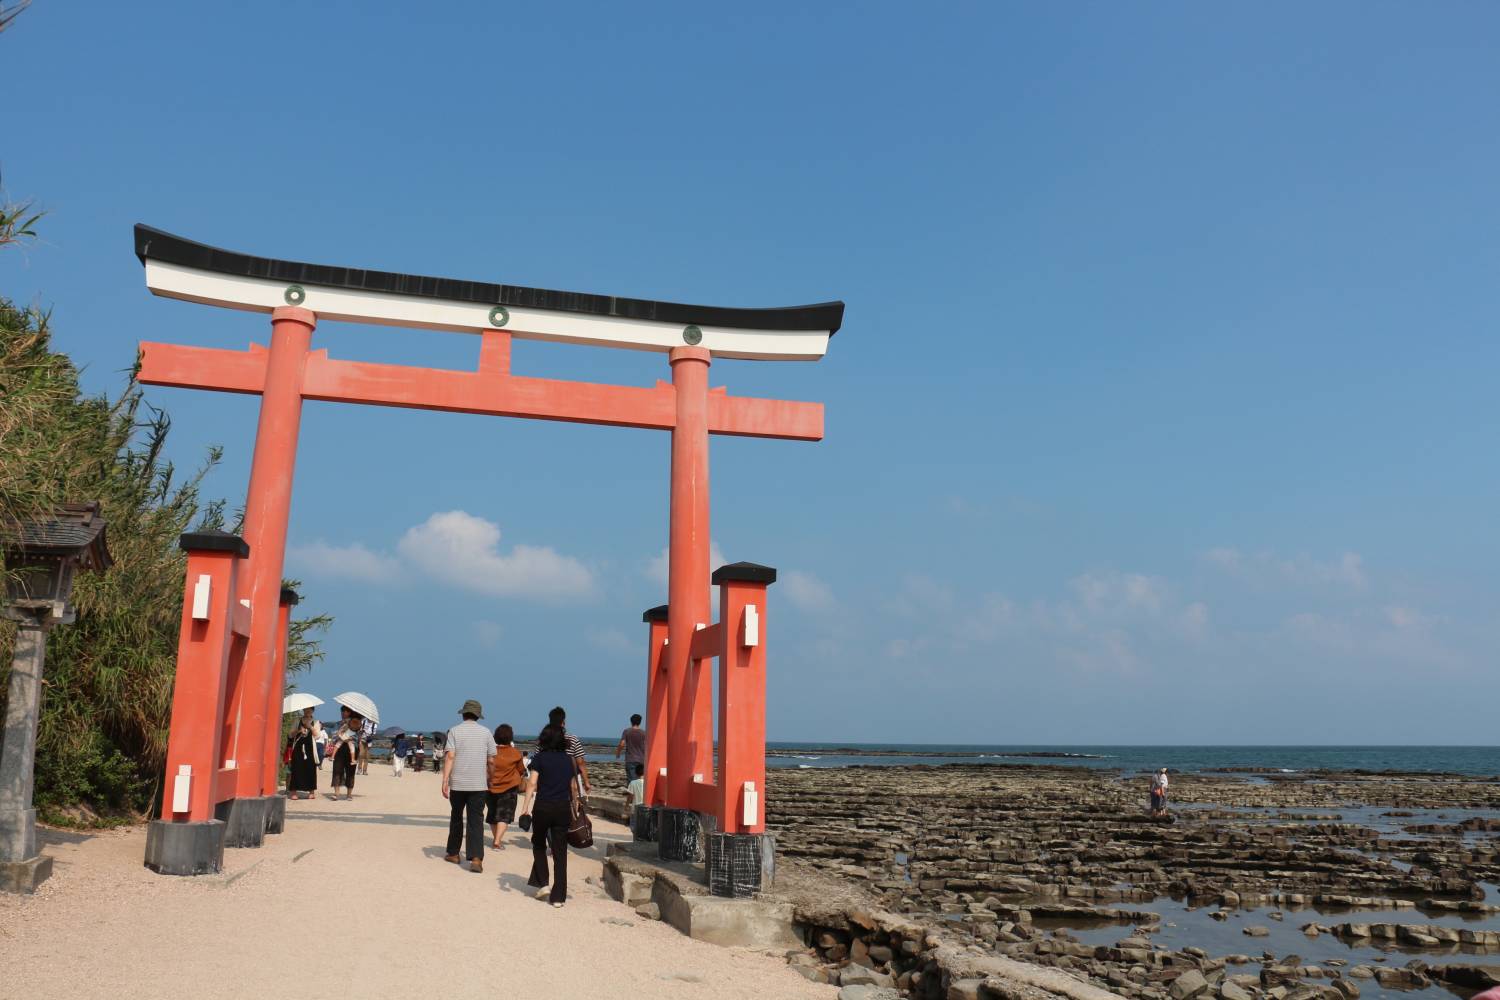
top-left (0, 765), bottom-right (832, 1000)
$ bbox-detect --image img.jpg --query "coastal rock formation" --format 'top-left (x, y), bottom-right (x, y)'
top-left (757, 762), bottom-right (1500, 1000)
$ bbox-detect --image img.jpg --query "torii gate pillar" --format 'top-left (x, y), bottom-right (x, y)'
top-left (665, 347), bottom-right (714, 804)
top-left (220, 307), bottom-right (313, 844)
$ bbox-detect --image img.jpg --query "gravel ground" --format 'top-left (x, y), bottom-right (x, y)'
top-left (0, 767), bottom-right (833, 1000)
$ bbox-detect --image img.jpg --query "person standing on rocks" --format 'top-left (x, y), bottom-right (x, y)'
top-left (442, 699), bottom-right (497, 873)
top-left (1150, 767), bottom-right (1170, 817)
top-left (614, 713), bottom-right (646, 788)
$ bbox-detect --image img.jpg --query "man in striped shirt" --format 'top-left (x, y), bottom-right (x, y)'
top-left (545, 706), bottom-right (590, 798)
top-left (442, 699), bottom-right (497, 873)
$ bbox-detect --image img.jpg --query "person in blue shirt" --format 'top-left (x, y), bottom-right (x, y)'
top-left (392, 733), bottom-right (410, 777)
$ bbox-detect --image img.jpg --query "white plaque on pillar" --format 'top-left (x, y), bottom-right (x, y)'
top-left (743, 604), bottom-right (759, 647)
top-left (172, 765), bottom-right (192, 813)
top-left (743, 781), bottom-right (758, 826)
top-left (191, 574), bottom-right (212, 620)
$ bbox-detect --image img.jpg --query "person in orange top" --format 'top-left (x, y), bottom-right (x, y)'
top-left (487, 723), bottom-right (527, 848)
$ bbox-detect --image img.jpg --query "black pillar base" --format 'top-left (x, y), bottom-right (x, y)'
top-left (216, 796), bottom-right (270, 848)
top-left (264, 795), bottom-right (286, 835)
top-left (630, 804), bottom-right (658, 842)
top-left (706, 831), bottom-right (775, 897)
top-left (144, 819), bottom-right (225, 876)
top-left (656, 807), bottom-right (704, 862)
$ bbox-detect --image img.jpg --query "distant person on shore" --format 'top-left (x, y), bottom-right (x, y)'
top-left (1149, 768), bottom-right (1169, 817)
top-left (358, 715), bottom-right (376, 775)
top-left (625, 763), bottom-right (645, 808)
top-left (614, 713), bottom-right (646, 788)
top-left (392, 732), bottom-right (409, 777)
top-left (545, 706), bottom-right (590, 799)
top-left (520, 723), bottom-right (579, 907)
top-left (412, 734), bottom-right (426, 772)
top-left (286, 708), bottom-right (320, 799)
top-left (329, 708), bottom-right (360, 800)
top-left (442, 699), bottom-right (497, 873)
top-left (487, 723), bottom-right (526, 849)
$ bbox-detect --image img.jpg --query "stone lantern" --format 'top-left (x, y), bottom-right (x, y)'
top-left (0, 501), bottom-right (111, 893)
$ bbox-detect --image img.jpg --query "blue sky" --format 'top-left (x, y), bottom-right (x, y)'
top-left (4, 3), bottom-right (1498, 743)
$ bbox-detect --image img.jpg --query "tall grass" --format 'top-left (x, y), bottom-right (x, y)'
top-left (0, 276), bottom-right (330, 825)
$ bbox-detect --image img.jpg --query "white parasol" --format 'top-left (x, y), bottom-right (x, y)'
top-left (333, 691), bottom-right (379, 725)
top-left (282, 692), bottom-right (323, 714)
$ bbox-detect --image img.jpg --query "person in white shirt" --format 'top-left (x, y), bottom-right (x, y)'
top-left (1149, 768), bottom-right (1169, 817)
top-left (442, 699), bottom-right (497, 873)
top-left (625, 764), bottom-right (645, 808)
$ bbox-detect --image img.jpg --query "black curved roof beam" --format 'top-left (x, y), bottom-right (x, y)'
top-left (135, 224), bottom-right (843, 361)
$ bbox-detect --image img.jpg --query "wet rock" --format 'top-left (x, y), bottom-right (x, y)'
top-left (1169, 969), bottom-right (1210, 1000)
top-left (1243, 926), bottom-right (1270, 937)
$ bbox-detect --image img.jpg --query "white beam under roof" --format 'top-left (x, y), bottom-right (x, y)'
top-left (136, 225), bottom-right (843, 362)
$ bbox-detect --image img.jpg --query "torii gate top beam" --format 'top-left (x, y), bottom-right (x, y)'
top-left (136, 225), bottom-right (844, 362)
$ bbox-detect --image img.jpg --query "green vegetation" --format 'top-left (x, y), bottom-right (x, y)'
top-left (0, 219), bottom-right (330, 826)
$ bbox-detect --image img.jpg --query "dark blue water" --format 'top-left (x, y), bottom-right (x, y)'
top-left (754, 744), bottom-right (1498, 776)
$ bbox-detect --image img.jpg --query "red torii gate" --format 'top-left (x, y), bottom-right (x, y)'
top-left (133, 225), bottom-right (842, 893)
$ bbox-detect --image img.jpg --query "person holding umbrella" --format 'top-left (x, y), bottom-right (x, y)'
top-left (286, 706), bottom-right (321, 799)
top-left (328, 707), bottom-right (361, 800)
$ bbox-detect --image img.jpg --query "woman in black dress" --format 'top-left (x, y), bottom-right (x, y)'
top-left (286, 708), bottom-right (320, 799)
top-left (519, 724), bottom-right (578, 907)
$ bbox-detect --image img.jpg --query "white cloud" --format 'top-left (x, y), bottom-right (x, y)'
top-left (397, 510), bottom-right (593, 600)
top-left (286, 541), bottom-right (401, 584)
top-left (1204, 547), bottom-right (1366, 589)
top-left (645, 539), bottom-right (728, 587)
top-left (473, 621), bottom-right (503, 649)
top-left (782, 570), bottom-right (834, 612)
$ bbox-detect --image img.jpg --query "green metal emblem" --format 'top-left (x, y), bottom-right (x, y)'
top-left (683, 325), bottom-right (703, 346)
top-left (283, 284), bottom-right (306, 306)
top-left (489, 306), bottom-right (510, 328)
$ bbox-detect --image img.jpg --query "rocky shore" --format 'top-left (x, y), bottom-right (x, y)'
top-left (758, 763), bottom-right (1500, 1000)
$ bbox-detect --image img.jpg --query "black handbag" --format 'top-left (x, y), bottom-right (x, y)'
top-left (566, 802), bottom-right (594, 849)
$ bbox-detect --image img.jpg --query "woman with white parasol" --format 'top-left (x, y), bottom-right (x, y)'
top-left (283, 693), bottom-right (323, 800)
top-left (328, 693), bottom-right (379, 801)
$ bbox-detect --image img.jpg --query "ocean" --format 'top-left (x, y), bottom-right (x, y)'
top-left (753, 744), bottom-right (1498, 776)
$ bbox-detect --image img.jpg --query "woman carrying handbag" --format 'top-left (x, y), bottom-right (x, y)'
top-left (519, 724), bottom-right (578, 907)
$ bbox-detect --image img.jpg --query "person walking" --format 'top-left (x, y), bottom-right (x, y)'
top-left (442, 699), bottom-right (496, 873)
top-left (545, 706), bottom-right (591, 799)
top-left (614, 713), bottom-right (646, 788)
top-left (487, 724), bottom-right (526, 849)
top-left (358, 714), bottom-right (376, 775)
top-left (392, 732), bottom-right (409, 777)
top-left (328, 709), bottom-right (360, 800)
top-left (519, 724), bottom-right (578, 907)
top-left (314, 723), bottom-right (328, 769)
top-left (286, 708), bottom-right (320, 799)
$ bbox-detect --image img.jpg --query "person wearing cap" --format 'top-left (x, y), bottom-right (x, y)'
top-left (442, 699), bottom-right (497, 873)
